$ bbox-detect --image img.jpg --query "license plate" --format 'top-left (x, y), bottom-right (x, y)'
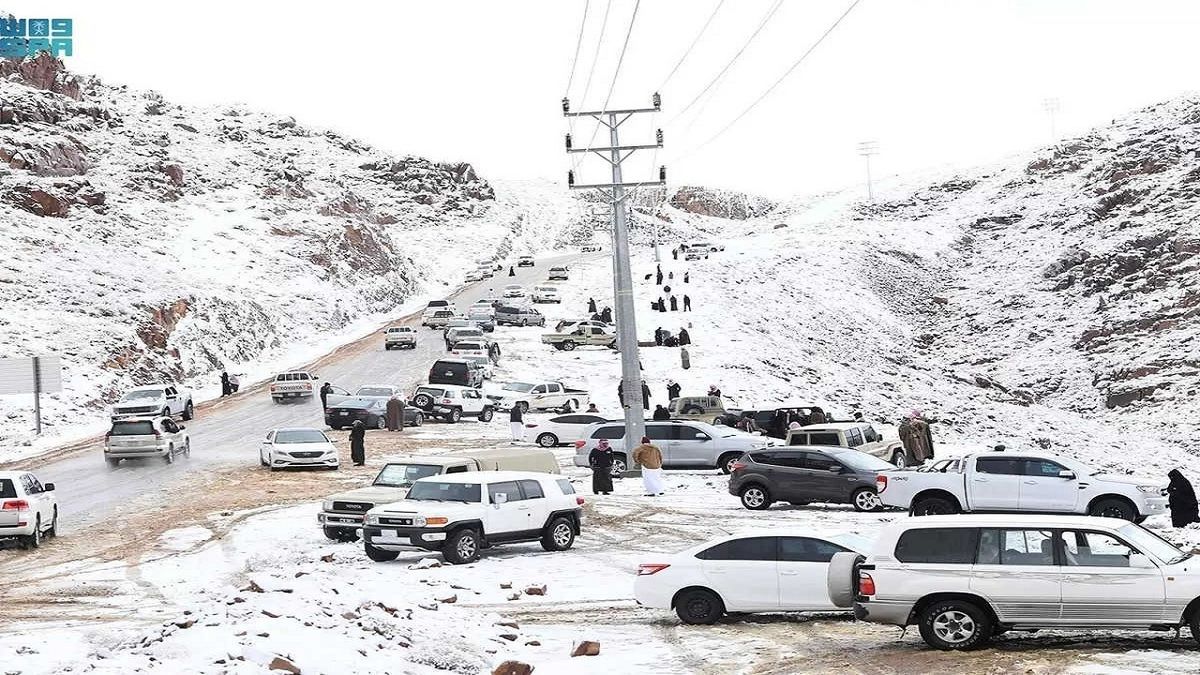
top-left (339, 411), bottom-right (349, 415)
top-left (377, 530), bottom-right (402, 541)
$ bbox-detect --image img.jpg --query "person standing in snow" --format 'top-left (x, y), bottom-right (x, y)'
top-left (656, 265), bottom-right (663, 285)
top-left (678, 327), bottom-right (691, 346)
top-left (672, 247), bottom-right (679, 261)
top-left (668, 271), bottom-right (674, 280)
top-left (641, 381), bottom-right (651, 411)
top-left (319, 381), bottom-right (333, 409)
top-left (600, 306), bottom-right (612, 323)
top-left (588, 297), bottom-right (597, 314)
top-left (509, 404), bottom-right (524, 443)
top-left (666, 380), bottom-right (681, 401)
top-left (683, 294), bottom-right (692, 311)
top-left (684, 271), bottom-right (690, 284)
top-left (220, 371), bottom-right (231, 397)
top-left (508, 266), bottom-right (515, 277)
top-left (652, 404), bottom-right (670, 421)
top-left (349, 420), bottom-right (366, 466)
top-left (669, 296), bottom-right (678, 311)
top-left (589, 440), bottom-right (615, 495)
top-left (586, 403), bottom-right (600, 413)
top-left (898, 410), bottom-right (933, 464)
top-left (655, 327), bottom-right (664, 346)
top-left (385, 395), bottom-right (403, 432)
top-left (633, 436), bottom-right (666, 496)
top-left (1168, 469), bottom-right (1199, 527)
top-left (707, 384), bottom-right (722, 397)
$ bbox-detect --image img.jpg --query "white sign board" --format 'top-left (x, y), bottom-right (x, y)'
top-left (0, 356), bottom-right (63, 395)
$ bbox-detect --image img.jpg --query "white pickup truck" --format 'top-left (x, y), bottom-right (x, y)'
top-left (488, 380), bottom-right (590, 413)
top-left (111, 384), bottom-right (195, 420)
top-left (876, 451), bottom-right (1169, 522)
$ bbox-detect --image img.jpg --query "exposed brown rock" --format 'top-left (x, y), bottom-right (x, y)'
top-left (571, 640), bottom-right (600, 657)
top-left (492, 661), bottom-right (534, 675)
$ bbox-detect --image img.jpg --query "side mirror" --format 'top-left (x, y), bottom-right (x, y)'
top-left (1129, 553), bottom-right (1155, 569)
top-left (830, 466), bottom-right (844, 473)
top-left (493, 493), bottom-right (508, 506)
top-left (1058, 470), bottom-right (1076, 480)
top-left (43, 482), bottom-right (55, 491)
top-left (178, 425), bottom-right (186, 431)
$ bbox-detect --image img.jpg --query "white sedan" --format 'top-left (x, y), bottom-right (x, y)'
top-left (259, 428), bottom-right (339, 471)
top-left (634, 530), bottom-right (871, 624)
top-left (502, 285), bottom-right (526, 298)
top-left (524, 413), bottom-right (607, 447)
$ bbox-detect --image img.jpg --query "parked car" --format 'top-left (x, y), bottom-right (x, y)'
top-left (445, 326), bottom-right (486, 350)
top-left (112, 384), bottom-right (194, 420)
top-left (259, 427), bottom-right (339, 471)
top-left (834, 514), bottom-right (1200, 650)
top-left (574, 420), bottom-right (772, 475)
top-left (685, 241), bottom-right (725, 253)
top-left (495, 305), bottom-right (545, 327)
top-left (325, 397), bottom-right (422, 430)
top-left (318, 449), bottom-right (560, 540)
top-left (666, 396), bottom-right (737, 423)
top-left (635, 530), bottom-right (871, 624)
top-left (785, 422), bottom-right (905, 466)
top-left (428, 358), bottom-right (486, 388)
top-left (468, 312), bottom-right (495, 332)
top-left (554, 319), bottom-right (611, 333)
top-left (362, 471), bottom-right (583, 564)
top-left (502, 285), bottom-right (527, 299)
top-left (383, 326), bottom-right (417, 350)
top-left (409, 384), bottom-right (495, 423)
top-left (523, 413), bottom-right (608, 448)
top-left (580, 243), bottom-right (602, 252)
top-left (517, 255), bottom-right (535, 267)
top-left (465, 270), bottom-right (484, 282)
top-left (270, 371), bottom-right (318, 403)
top-left (449, 341), bottom-right (494, 373)
top-left (532, 285), bottom-right (562, 304)
top-left (423, 309), bottom-right (459, 329)
top-left (104, 416), bottom-right (190, 467)
top-left (0, 471), bottom-right (57, 549)
top-left (541, 324), bottom-right (616, 351)
top-left (547, 266), bottom-right (569, 281)
top-left (351, 384), bottom-right (405, 400)
top-left (875, 451), bottom-right (1169, 521)
top-left (488, 380), bottom-right (590, 413)
top-left (422, 300), bottom-right (454, 317)
top-left (684, 249), bottom-right (708, 261)
top-left (729, 447), bottom-right (893, 512)
top-left (713, 406), bottom-right (828, 435)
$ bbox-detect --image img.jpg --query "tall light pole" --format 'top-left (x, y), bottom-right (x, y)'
top-left (1042, 97), bottom-right (1060, 141)
top-left (564, 94), bottom-right (666, 470)
top-left (856, 140), bottom-right (879, 202)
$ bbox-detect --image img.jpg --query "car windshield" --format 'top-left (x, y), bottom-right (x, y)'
top-left (356, 387), bottom-right (393, 397)
top-left (275, 429), bottom-right (328, 444)
top-left (110, 421), bottom-right (156, 435)
top-left (122, 390), bottom-right (163, 401)
top-left (373, 464), bottom-right (444, 488)
top-left (1117, 522), bottom-right (1189, 563)
top-left (407, 481), bottom-right (481, 503)
top-left (387, 327), bottom-right (410, 333)
top-left (836, 451), bottom-right (895, 472)
top-left (503, 382), bottom-right (535, 393)
top-left (455, 343), bottom-right (485, 351)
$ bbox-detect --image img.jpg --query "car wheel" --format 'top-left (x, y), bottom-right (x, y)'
top-left (260, 452), bottom-right (268, 467)
top-left (536, 432), bottom-right (559, 448)
top-left (47, 508), bottom-right (58, 538)
top-left (479, 407), bottom-right (494, 422)
top-left (675, 588), bottom-right (724, 625)
top-left (521, 319), bottom-right (528, 327)
top-left (891, 450), bottom-right (908, 468)
top-left (610, 455), bottom-right (627, 477)
top-left (918, 600), bottom-right (993, 650)
top-left (852, 488), bottom-right (883, 512)
top-left (412, 413), bottom-right (423, 427)
top-left (375, 416), bottom-right (387, 430)
top-left (718, 452), bottom-right (742, 475)
top-left (561, 340), bottom-right (576, 351)
top-left (516, 401), bottom-right (530, 414)
top-left (161, 407), bottom-right (171, 417)
top-left (364, 542), bottom-right (399, 562)
top-left (740, 484), bottom-right (770, 510)
top-left (182, 401), bottom-right (194, 420)
top-left (106, 457), bottom-right (120, 469)
top-left (1089, 497), bottom-right (1136, 521)
top-left (24, 516), bottom-right (42, 549)
top-left (540, 517), bottom-right (575, 552)
top-left (443, 528), bottom-right (482, 564)
top-left (826, 551), bottom-right (865, 608)
top-left (413, 393), bottom-right (433, 409)
top-left (912, 495), bottom-right (958, 516)
top-left (164, 446), bottom-right (175, 464)
top-left (183, 439), bottom-right (191, 458)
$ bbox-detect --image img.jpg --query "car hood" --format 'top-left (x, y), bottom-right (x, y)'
top-left (370, 500), bottom-right (484, 517)
top-left (275, 442), bottom-right (337, 453)
top-left (1093, 473), bottom-right (1166, 488)
top-left (115, 397), bottom-right (165, 407)
top-left (326, 484), bottom-right (410, 503)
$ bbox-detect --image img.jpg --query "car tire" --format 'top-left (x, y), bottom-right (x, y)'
top-left (918, 599), bottom-right (993, 651)
top-left (740, 484), bottom-right (770, 510)
top-left (375, 416), bottom-right (386, 430)
top-left (891, 450), bottom-right (908, 468)
top-left (182, 400), bottom-right (194, 420)
top-left (675, 588), bottom-right (724, 625)
top-left (610, 455), bottom-right (627, 477)
top-left (536, 432), bottom-right (559, 448)
top-left (413, 393), bottom-right (434, 409)
top-left (1189, 608), bottom-right (1200, 646)
top-left (479, 407), bottom-right (494, 422)
top-left (364, 542), bottom-right (399, 562)
top-left (718, 452), bottom-right (742, 475)
top-left (106, 457), bottom-right (120, 469)
top-left (912, 495), bottom-right (959, 516)
top-left (47, 508), bottom-right (58, 538)
top-left (1089, 497), bottom-right (1136, 521)
top-left (561, 340), bottom-right (576, 351)
top-left (443, 528), bottom-right (482, 564)
top-left (448, 408), bottom-right (462, 424)
top-left (540, 517), bottom-right (575, 552)
top-left (24, 516), bottom-right (42, 549)
top-left (826, 551), bottom-right (864, 608)
top-left (260, 452), bottom-right (268, 467)
top-left (851, 488), bottom-right (882, 512)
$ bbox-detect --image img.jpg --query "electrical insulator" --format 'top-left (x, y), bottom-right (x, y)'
top-left (652, 92), bottom-right (661, 109)
top-left (565, 133), bottom-right (573, 150)
top-left (561, 97), bottom-right (570, 114)
top-left (656, 129), bottom-right (663, 146)
top-left (659, 165), bottom-right (667, 181)
top-left (568, 170), bottom-right (576, 186)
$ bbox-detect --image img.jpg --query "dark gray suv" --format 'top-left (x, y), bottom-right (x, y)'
top-left (728, 446), bottom-right (893, 512)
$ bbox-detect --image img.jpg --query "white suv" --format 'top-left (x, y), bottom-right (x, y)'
top-left (104, 416), bottom-right (191, 467)
top-left (0, 471), bottom-right (58, 549)
top-left (832, 514), bottom-right (1200, 650)
top-left (409, 384), bottom-right (495, 423)
top-left (573, 420), bottom-right (772, 475)
top-left (362, 471), bottom-right (584, 564)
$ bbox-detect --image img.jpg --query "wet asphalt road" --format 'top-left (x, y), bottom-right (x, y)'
top-left (32, 254), bottom-right (586, 532)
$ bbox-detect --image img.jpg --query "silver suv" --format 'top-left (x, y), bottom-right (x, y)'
top-left (573, 420), bottom-right (772, 475)
top-left (103, 416), bottom-right (191, 467)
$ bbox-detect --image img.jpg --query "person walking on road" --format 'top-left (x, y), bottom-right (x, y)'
top-left (1168, 469), bottom-right (1199, 527)
top-left (349, 420), bottom-right (366, 466)
top-left (509, 405), bottom-right (524, 443)
top-left (633, 436), bottom-right (666, 496)
top-left (385, 395), bottom-right (403, 432)
top-left (683, 294), bottom-right (692, 311)
top-left (589, 439), bottom-right (615, 495)
top-left (588, 297), bottom-right (597, 314)
top-left (652, 404), bottom-right (670, 421)
top-left (220, 371), bottom-right (232, 397)
top-left (666, 379), bottom-right (681, 400)
top-left (669, 295), bottom-right (678, 311)
top-left (319, 381), bottom-right (333, 409)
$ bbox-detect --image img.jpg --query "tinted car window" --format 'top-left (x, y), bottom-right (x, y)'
top-left (110, 421), bottom-right (155, 436)
top-left (779, 537), bottom-right (850, 563)
top-left (488, 481), bottom-right (523, 503)
top-left (407, 481), bottom-right (481, 503)
top-left (519, 480), bottom-right (545, 499)
top-left (696, 536), bottom-right (777, 561)
top-left (1024, 459), bottom-right (1068, 477)
top-left (645, 425), bottom-right (673, 441)
top-left (805, 432), bottom-right (842, 446)
top-left (976, 458), bottom-right (1024, 475)
top-left (985, 529), bottom-right (1056, 566)
top-left (804, 452), bottom-right (840, 472)
top-left (895, 528), bottom-right (979, 564)
top-left (0, 479), bottom-right (16, 498)
top-left (556, 478), bottom-right (576, 495)
top-left (592, 425), bottom-right (625, 440)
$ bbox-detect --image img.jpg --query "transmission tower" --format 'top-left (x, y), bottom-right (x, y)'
top-left (856, 140), bottom-right (879, 202)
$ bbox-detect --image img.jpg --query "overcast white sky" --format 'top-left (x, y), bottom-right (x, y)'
top-left (11, 0), bottom-right (1200, 198)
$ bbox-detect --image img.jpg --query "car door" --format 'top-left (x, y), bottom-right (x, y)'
top-left (529, 385), bottom-right (548, 407)
top-left (671, 424), bottom-right (711, 464)
top-left (777, 536), bottom-right (851, 610)
top-left (460, 389), bottom-right (482, 413)
top-left (696, 536), bottom-right (780, 612)
top-left (969, 457), bottom-right (1026, 509)
top-left (644, 424), bottom-right (676, 465)
top-left (161, 418), bottom-right (182, 449)
top-left (164, 386), bottom-right (179, 414)
top-left (545, 383), bottom-right (563, 406)
top-left (485, 481), bottom-right (528, 535)
top-left (801, 451), bottom-right (848, 502)
top-left (969, 528), bottom-right (1062, 622)
top-left (764, 451), bottom-right (817, 500)
top-left (1058, 529), bottom-right (1167, 623)
top-left (518, 479), bottom-right (547, 532)
top-left (22, 474), bottom-right (49, 528)
top-left (27, 474), bottom-right (53, 525)
top-left (1018, 458), bottom-right (1081, 512)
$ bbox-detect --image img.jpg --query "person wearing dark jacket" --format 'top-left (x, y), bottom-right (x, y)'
top-left (669, 296), bottom-right (678, 311)
top-left (508, 266), bottom-right (515, 276)
top-left (600, 307), bottom-right (613, 323)
top-left (587, 297), bottom-right (597, 314)
top-left (509, 405), bottom-right (524, 443)
top-left (678, 328), bottom-right (691, 346)
top-left (684, 271), bottom-right (690, 283)
top-left (656, 266), bottom-right (663, 285)
top-left (641, 382), bottom-right (651, 410)
top-left (666, 380), bottom-right (681, 400)
top-left (652, 405), bottom-right (670, 421)
top-left (654, 327), bottom-right (664, 346)
top-left (683, 295), bottom-right (692, 311)
top-left (319, 382), bottom-right (333, 408)
top-left (220, 371), bottom-right (232, 397)
top-left (349, 420), bottom-right (366, 465)
top-left (657, 298), bottom-right (667, 312)
top-left (1168, 469), bottom-right (1200, 527)
top-left (589, 439), bottom-right (615, 494)
top-left (672, 247), bottom-right (679, 261)
top-left (385, 395), bottom-right (403, 431)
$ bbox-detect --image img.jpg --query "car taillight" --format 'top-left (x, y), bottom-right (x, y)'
top-left (2, 500), bottom-right (29, 511)
top-left (859, 572), bottom-right (876, 596)
top-left (730, 461), bottom-right (747, 472)
top-left (576, 496), bottom-right (585, 506)
top-left (324, 409), bottom-right (333, 414)
top-left (637, 564), bottom-right (670, 576)
top-left (573, 440), bottom-right (586, 449)
top-left (876, 475), bottom-right (887, 493)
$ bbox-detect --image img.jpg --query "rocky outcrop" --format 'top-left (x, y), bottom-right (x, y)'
top-left (668, 186), bottom-right (774, 220)
top-left (0, 52), bottom-right (82, 100)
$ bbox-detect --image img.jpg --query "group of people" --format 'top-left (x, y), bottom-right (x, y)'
top-left (585, 298), bottom-right (614, 325)
top-left (218, 371), bottom-right (240, 397)
top-left (898, 409), bottom-right (936, 463)
top-left (588, 435), bottom-right (666, 497)
top-left (653, 326), bottom-right (691, 347)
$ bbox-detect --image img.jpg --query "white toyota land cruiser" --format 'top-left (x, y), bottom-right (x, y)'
top-left (362, 471), bottom-right (584, 564)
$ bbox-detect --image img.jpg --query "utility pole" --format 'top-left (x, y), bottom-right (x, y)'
top-left (564, 94), bottom-right (665, 472)
top-left (1042, 97), bottom-right (1060, 141)
top-left (856, 140), bottom-right (879, 202)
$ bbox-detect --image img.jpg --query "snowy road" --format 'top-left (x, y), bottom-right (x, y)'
top-left (27, 253), bottom-right (590, 533)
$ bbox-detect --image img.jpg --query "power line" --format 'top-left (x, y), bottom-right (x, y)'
top-left (564, 0), bottom-right (592, 98)
top-left (572, 0), bottom-right (643, 175)
top-left (576, 0), bottom-right (614, 114)
top-left (656, 0), bottom-right (726, 91)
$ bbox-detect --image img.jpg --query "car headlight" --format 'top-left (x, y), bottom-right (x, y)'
top-left (366, 514), bottom-right (381, 525)
top-left (413, 515), bottom-right (427, 527)
top-left (322, 500), bottom-right (333, 511)
top-left (1137, 485), bottom-right (1164, 494)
